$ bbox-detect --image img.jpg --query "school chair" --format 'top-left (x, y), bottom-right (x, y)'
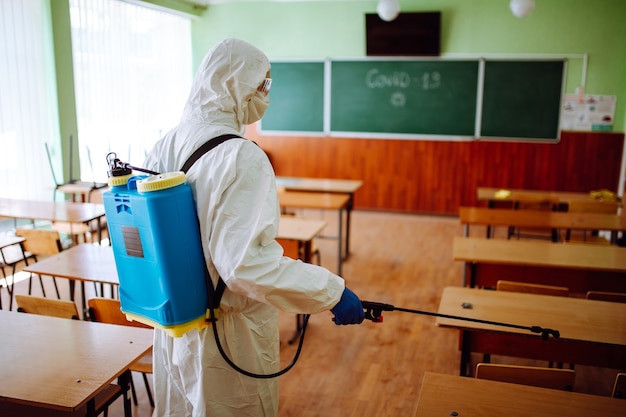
top-left (613, 373), bottom-right (626, 399)
top-left (15, 294), bottom-right (79, 320)
top-left (496, 280), bottom-right (569, 297)
top-left (476, 363), bottom-right (575, 391)
top-left (14, 227), bottom-right (63, 300)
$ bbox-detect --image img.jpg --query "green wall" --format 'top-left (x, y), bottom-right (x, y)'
top-left (190, 0), bottom-right (626, 132)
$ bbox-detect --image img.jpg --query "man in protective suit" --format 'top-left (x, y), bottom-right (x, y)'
top-left (143, 38), bottom-right (364, 416)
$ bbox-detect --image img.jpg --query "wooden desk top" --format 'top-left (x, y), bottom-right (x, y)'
top-left (56, 181), bottom-right (107, 194)
top-left (276, 176), bottom-right (363, 194)
top-left (277, 190), bottom-right (350, 210)
top-left (437, 287), bottom-right (626, 346)
top-left (459, 206), bottom-right (626, 231)
top-left (476, 187), bottom-right (607, 204)
top-left (453, 236), bottom-right (626, 272)
top-left (0, 198), bottom-right (105, 224)
top-left (22, 243), bottom-right (118, 285)
top-left (0, 310), bottom-right (152, 412)
top-left (414, 372), bottom-right (625, 417)
top-left (278, 216), bottom-right (327, 241)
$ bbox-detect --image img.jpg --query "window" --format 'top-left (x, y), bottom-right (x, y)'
top-left (69, 0), bottom-right (192, 183)
top-left (0, 0), bottom-right (61, 200)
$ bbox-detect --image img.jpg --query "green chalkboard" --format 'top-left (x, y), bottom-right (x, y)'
top-left (480, 60), bottom-right (565, 139)
top-left (259, 58), bottom-right (565, 141)
top-left (330, 60), bottom-right (479, 136)
top-left (260, 61), bottom-right (325, 133)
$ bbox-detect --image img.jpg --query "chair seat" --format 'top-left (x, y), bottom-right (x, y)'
top-left (130, 348), bottom-right (153, 374)
top-left (0, 244), bottom-right (29, 267)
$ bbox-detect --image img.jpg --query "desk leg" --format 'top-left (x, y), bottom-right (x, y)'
top-left (343, 195), bottom-right (354, 260)
top-left (86, 398), bottom-right (97, 417)
top-left (289, 314), bottom-right (305, 345)
top-left (81, 281), bottom-right (88, 320)
top-left (290, 241), bottom-right (313, 344)
top-left (465, 263), bottom-right (477, 288)
top-left (119, 369), bottom-right (133, 417)
top-left (337, 208), bottom-right (343, 276)
top-left (459, 330), bottom-right (471, 377)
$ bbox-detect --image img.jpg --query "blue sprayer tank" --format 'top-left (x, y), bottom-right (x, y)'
top-left (103, 171), bottom-right (210, 337)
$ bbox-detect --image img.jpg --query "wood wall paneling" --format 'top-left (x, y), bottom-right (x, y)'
top-left (250, 127), bottom-right (624, 215)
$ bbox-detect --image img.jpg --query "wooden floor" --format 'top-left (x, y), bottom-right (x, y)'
top-left (0, 210), bottom-right (621, 416)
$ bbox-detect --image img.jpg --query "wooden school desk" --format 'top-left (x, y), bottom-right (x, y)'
top-left (0, 310), bottom-right (153, 417)
top-left (277, 190), bottom-right (351, 276)
top-left (459, 206), bottom-right (626, 243)
top-left (436, 287), bottom-right (626, 376)
top-left (276, 176), bottom-right (362, 256)
top-left (277, 216), bottom-right (327, 265)
top-left (22, 243), bottom-right (118, 319)
top-left (453, 236), bottom-right (626, 293)
top-left (0, 198), bottom-right (106, 243)
top-left (414, 372), bottom-right (625, 417)
top-left (277, 216), bottom-right (327, 343)
top-left (56, 182), bottom-right (107, 203)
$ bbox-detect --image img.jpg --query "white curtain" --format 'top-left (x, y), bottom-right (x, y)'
top-left (0, 0), bottom-right (61, 201)
top-left (69, 0), bottom-right (192, 183)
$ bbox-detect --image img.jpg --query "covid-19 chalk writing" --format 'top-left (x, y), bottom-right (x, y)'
top-left (365, 68), bottom-right (441, 90)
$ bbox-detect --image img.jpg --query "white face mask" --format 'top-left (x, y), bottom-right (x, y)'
top-left (242, 91), bottom-right (270, 125)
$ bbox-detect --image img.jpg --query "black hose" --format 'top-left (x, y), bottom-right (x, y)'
top-left (207, 306), bottom-right (311, 379)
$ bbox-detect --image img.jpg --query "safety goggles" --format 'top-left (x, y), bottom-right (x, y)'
top-left (257, 78), bottom-right (272, 96)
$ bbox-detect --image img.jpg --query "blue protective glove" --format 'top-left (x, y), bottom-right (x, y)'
top-left (331, 287), bottom-right (365, 325)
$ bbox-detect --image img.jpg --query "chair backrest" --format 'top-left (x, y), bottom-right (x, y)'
top-left (613, 373), bottom-right (626, 399)
top-left (514, 197), bottom-right (560, 212)
top-left (15, 227), bottom-right (63, 256)
top-left (476, 363), bottom-right (575, 391)
top-left (87, 297), bottom-right (151, 328)
top-left (277, 238), bottom-right (300, 260)
top-left (586, 291), bottom-right (626, 303)
top-left (15, 294), bottom-right (79, 319)
top-left (568, 200), bottom-right (620, 214)
top-left (496, 280), bottom-right (569, 297)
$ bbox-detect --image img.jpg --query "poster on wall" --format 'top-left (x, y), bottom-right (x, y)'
top-left (560, 94), bottom-right (616, 131)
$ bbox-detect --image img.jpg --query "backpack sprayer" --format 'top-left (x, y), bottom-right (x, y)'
top-left (102, 143), bottom-right (560, 380)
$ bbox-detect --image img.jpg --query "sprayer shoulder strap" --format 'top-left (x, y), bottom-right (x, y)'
top-left (181, 133), bottom-right (241, 173)
top-left (181, 133), bottom-right (241, 309)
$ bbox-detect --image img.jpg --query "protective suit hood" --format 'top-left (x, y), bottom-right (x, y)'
top-left (181, 38), bottom-right (270, 131)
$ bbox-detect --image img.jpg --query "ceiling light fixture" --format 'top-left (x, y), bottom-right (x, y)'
top-left (377, 0), bottom-right (400, 22)
top-left (510, 0), bottom-right (535, 18)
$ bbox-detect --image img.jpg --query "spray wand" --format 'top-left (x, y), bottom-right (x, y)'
top-left (361, 300), bottom-right (560, 340)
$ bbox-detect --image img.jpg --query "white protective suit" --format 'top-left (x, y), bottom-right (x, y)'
top-left (143, 38), bottom-right (346, 416)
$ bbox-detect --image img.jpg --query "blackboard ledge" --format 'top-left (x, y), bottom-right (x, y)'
top-left (476, 135), bottom-right (561, 144)
top-left (259, 129), bottom-right (328, 137)
top-left (329, 131), bottom-right (476, 142)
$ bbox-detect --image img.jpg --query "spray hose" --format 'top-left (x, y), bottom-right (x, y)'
top-left (209, 298), bottom-right (560, 380)
top-left (361, 300), bottom-right (560, 340)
